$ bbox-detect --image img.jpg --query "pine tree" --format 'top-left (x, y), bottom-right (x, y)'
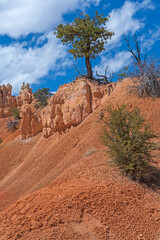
top-left (34, 88), bottom-right (53, 107)
top-left (54, 12), bottom-right (114, 79)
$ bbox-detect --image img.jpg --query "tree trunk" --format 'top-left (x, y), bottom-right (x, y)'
top-left (85, 56), bottom-right (93, 79)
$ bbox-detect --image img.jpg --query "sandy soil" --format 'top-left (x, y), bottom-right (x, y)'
top-left (0, 78), bottom-right (160, 240)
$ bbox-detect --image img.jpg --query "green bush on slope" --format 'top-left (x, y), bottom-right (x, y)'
top-left (101, 104), bottom-right (157, 181)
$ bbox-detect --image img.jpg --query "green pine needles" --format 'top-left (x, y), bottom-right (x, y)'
top-left (102, 104), bottom-right (157, 181)
top-left (34, 88), bottom-right (53, 108)
top-left (54, 11), bottom-right (114, 79)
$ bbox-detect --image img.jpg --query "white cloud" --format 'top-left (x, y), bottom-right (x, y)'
top-left (0, 0), bottom-right (101, 93)
top-left (95, 0), bottom-right (156, 74)
top-left (0, 0), bottom-right (156, 92)
top-left (94, 51), bottom-right (131, 75)
top-left (104, 0), bottom-right (156, 50)
top-left (0, 0), bottom-right (100, 38)
top-left (138, 0), bottom-right (155, 10)
top-left (81, 0), bottom-right (101, 7)
top-left (0, 0), bottom-right (78, 38)
top-left (0, 33), bottom-right (71, 94)
top-left (79, 0), bottom-right (101, 12)
top-left (106, 1), bottom-right (144, 49)
top-left (140, 27), bottom-right (160, 50)
top-left (103, 3), bottom-right (110, 9)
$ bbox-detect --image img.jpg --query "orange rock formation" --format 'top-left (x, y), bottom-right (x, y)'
top-left (20, 102), bottom-right (42, 139)
top-left (41, 78), bottom-right (116, 137)
top-left (0, 79), bottom-right (116, 139)
top-left (0, 84), bottom-right (16, 118)
top-left (17, 82), bottom-right (33, 107)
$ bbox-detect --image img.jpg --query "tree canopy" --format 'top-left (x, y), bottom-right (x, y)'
top-left (54, 11), bottom-right (114, 79)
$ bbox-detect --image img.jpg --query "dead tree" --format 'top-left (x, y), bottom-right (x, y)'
top-left (124, 34), bottom-right (141, 64)
top-left (124, 34), bottom-right (160, 98)
top-left (96, 66), bottom-right (113, 84)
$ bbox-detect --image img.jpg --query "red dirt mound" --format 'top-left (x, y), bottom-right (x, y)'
top-left (0, 78), bottom-right (160, 240)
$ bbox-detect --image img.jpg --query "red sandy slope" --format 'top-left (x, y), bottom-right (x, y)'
top-left (0, 79), bottom-right (160, 240)
top-left (0, 117), bottom-right (21, 145)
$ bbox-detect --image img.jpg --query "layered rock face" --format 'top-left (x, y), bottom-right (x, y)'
top-left (41, 79), bottom-right (92, 137)
top-left (0, 84), bottom-right (16, 118)
top-left (18, 83), bottom-right (43, 139)
top-left (41, 78), bottom-right (116, 138)
top-left (0, 78), bottom-right (116, 139)
top-left (20, 102), bottom-right (42, 139)
top-left (17, 82), bottom-right (33, 107)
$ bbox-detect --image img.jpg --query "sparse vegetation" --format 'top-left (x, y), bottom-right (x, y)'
top-left (101, 104), bottom-right (157, 181)
top-left (6, 119), bottom-right (18, 132)
top-left (0, 138), bottom-right (2, 143)
top-left (128, 58), bottom-right (160, 97)
top-left (54, 11), bottom-right (114, 79)
top-left (117, 67), bottom-right (129, 82)
top-left (123, 34), bottom-right (160, 97)
top-left (12, 107), bottom-right (20, 119)
top-left (34, 87), bottom-right (53, 108)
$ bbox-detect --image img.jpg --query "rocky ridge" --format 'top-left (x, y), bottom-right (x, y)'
top-left (0, 78), bottom-right (116, 140)
top-left (22, 78), bottom-right (116, 139)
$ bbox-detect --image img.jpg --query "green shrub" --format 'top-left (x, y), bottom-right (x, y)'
top-left (101, 104), bottom-right (157, 181)
top-left (0, 138), bottom-right (2, 143)
top-left (12, 107), bottom-right (20, 119)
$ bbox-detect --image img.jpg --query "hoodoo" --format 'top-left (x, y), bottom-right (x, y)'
top-left (0, 84), bottom-right (16, 118)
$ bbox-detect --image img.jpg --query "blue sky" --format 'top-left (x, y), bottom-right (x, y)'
top-left (0, 0), bottom-right (159, 94)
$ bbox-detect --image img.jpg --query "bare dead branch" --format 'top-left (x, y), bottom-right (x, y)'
top-left (73, 64), bottom-right (87, 78)
top-left (123, 34), bottom-right (140, 64)
top-left (96, 66), bottom-right (112, 84)
top-left (133, 34), bottom-right (141, 62)
top-left (123, 34), bottom-right (160, 98)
